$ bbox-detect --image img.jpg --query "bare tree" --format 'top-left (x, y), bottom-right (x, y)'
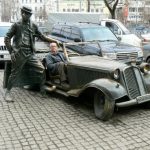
top-left (104, 0), bottom-right (119, 19)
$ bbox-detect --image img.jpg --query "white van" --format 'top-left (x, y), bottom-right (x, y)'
top-left (100, 19), bottom-right (142, 47)
top-left (0, 22), bottom-right (12, 61)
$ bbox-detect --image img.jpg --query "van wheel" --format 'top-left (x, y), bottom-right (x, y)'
top-left (94, 91), bottom-right (115, 121)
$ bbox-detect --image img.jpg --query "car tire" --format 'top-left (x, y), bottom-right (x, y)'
top-left (94, 90), bottom-right (115, 121)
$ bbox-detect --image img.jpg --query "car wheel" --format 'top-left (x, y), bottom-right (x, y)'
top-left (94, 90), bottom-right (115, 121)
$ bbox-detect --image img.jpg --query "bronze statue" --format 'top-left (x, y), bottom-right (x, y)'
top-left (4, 6), bottom-right (59, 102)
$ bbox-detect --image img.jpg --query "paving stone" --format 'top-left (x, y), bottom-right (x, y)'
top-left (0, 71), bottom-right (150, 149)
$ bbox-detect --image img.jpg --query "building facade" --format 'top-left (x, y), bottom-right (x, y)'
top-left (0, 0), bottom-right (150, 24)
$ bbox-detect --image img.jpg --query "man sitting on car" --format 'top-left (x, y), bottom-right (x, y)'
top-left (45, 42), bottom-right (67, 82)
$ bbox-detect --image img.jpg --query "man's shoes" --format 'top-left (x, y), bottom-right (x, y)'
top-left (44, 85), bottom-right (56, 92)
top-left (40, 85), bottom-right (56, 97)
top-left (23, 85), bottom-right (40, 91)
top-left (4, 90), bottom-right (14, 102)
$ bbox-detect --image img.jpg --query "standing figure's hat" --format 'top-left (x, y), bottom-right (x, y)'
top-left (21, 6), bottom-right (32, 14)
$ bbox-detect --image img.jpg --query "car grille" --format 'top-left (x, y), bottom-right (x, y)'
top-left (117, 52), bottom-right (138, 60)
top-left (0, 46), bottom-right (7, 50)
top-left (123, 67), bottom-right (145, 99)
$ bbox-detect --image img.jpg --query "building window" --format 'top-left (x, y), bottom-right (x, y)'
top-left (40, 0), bottom-right (42, 2)
top-left (63, 9), bottom-right (66, 12)
top-left (35, 7), bottom-right (37, 12)
top-left (138, 7), bottom-right (144, 12)
top-left (96, 9), bottom-right (99, 12)
top-left (35, 0), bottom-right (37, 3)
top-left (129, 7), bottom-right (136, 12)
top-left (91, 9), bottom-right (94, 12)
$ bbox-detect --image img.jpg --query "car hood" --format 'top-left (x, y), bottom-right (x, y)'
top-left (100, 41), bottom-right (141, 53)
top-left (69, 55), bottom-right (127, 71)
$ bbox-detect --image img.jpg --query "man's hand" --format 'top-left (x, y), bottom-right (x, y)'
top-left (11, 53), bottom-right (16, 62)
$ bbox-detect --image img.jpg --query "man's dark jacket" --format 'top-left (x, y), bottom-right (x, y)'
top-left (45, 52), bottom-right (66, 74)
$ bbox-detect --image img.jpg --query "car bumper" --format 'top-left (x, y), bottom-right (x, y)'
top-left (116, 94), bottom-right (150, 107)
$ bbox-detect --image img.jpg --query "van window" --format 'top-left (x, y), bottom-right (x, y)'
top-left (70, 28), bottom-right (81, 40)
top-left (61, 27), bottom-right (71, 38)
top-left (106, 22), bottom-right (114, 32)
top-left (106, 22), bottom-right (120, 35)
top-left (51, 25), bottom-right (62, 36)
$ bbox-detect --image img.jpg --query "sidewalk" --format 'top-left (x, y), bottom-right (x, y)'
top-left (0, 70), bottom-right (150, 150)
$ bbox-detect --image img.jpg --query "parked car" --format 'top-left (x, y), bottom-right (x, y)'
top-left (129, 25), bottom-right (150, 45)
top-left (3, 41), bottom-right (150, 121)
top-left (1, 24), bottom-right (50, 62)
top-left (0, 22), bottom-right (12, 61)
top-left (50, 22), bottom-right (143, 64)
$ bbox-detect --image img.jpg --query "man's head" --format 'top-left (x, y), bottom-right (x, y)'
top-left (50, 43), bottom-right (58, 54)
top-left (21, 6), bottom-right (32, 22)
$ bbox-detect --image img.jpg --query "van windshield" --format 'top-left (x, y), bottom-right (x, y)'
top-left (81, 27), bottom-right (118, 42)
top-left (0, 26), bottom-right (10, 37)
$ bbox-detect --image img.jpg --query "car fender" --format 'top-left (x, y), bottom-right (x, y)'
top-left (80, 78), bottom-right (127, 101)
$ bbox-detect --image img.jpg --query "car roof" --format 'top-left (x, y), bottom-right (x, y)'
top-left (0, 22), bottom-right (12, 26)
top-left (55, 22), bottom-right (105, 29)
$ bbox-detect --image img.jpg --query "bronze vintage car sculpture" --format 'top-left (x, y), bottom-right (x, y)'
top-left (3, 41), bottom-right (150, 121)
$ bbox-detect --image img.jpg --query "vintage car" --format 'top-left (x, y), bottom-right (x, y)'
top-left (3, 41), bottom-right (150, 121)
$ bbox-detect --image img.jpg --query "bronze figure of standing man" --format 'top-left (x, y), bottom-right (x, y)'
top-left (4, 6), bottom-right (59, 102)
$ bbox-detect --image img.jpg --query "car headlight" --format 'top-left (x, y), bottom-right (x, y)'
top-left (138, 50), bottom-right (143, 57)
top-left (112, 69), bottom-right (120, 79)
top-left (140, 63), bottom-right (150, 74)
top-left (103, 53), bottom-right (117, 59)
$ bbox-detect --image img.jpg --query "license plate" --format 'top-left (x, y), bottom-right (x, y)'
top-left (137, 94), bottom-right (150, 104)
top-left (4, 55), bottom-right (10, 59)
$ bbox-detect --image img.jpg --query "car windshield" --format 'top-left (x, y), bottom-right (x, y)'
top-left (0, 26), bottom-right (10, 37)
top-left (63, 41), bottom-right (101, 60)
top-left (81, 27), bottom-right (118, 42)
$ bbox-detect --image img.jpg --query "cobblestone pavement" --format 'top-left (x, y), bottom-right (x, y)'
top-left (0, 70), bottom-right (150, 150)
